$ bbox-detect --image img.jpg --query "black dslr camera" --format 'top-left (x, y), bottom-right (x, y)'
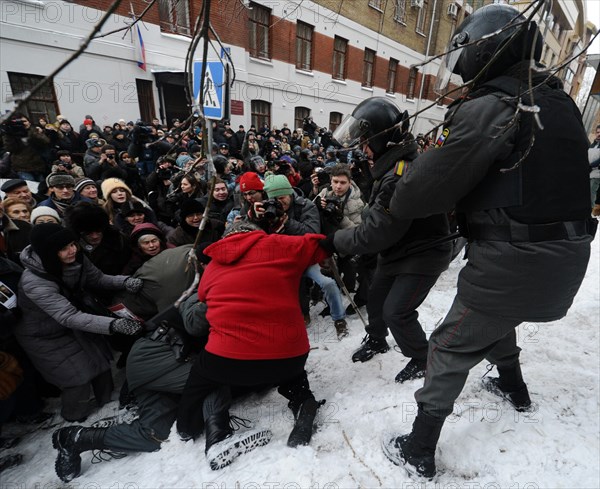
top-left (323, 197), bottom-right (341, 216)
top-left (261, 198), bottom-right (284, 221)
top-left (314, 167), bottom-right (330, 186)
top-left (0, 117), bottom-right (28, 138)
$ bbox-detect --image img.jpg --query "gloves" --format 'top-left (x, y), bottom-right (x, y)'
top-left (319, 233), bottom-right (337, 255)
top-left (124, 277), bottom-right (143, 293)
top-left (110, 318), bottom-right (143, 336)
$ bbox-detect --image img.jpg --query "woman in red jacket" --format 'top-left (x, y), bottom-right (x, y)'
top-left (177, 221), bottom-right (330, 470)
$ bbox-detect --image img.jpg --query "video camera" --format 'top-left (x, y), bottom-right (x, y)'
top-left (0, 117), bottom-right (28, 138)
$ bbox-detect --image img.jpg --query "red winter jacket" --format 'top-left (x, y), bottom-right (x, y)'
top-left (199, 231), bottom-right (328, 360)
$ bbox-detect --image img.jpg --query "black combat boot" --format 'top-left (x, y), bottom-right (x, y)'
top-left (204, 411), bottom-right (271, 470)
top-left (382, 410), bottom-right (445, 479)
top-left (351, 334), bottom-right (389, 362)
top-left (287, 397), bottom-right (324, 447)
top-left (395, 358), bottom-right (427, 383)
top-left (52, 426), bottom-right (108, 482)
top-left (482, 363), bottom-right (531, 412)
top-left (334, 319), bottom-right (349, 339)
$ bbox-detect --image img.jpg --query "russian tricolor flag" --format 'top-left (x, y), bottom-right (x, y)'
top-left (135, 24), bottom-right (146, 71)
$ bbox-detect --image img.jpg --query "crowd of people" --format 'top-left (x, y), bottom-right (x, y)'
top-left (1, 3), bottom-right (599, 482)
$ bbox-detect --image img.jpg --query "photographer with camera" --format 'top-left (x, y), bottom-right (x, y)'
top-left (1, 113), bottom-right (51, 182)
top-left (251, 175), bottom-right (348, 338)
top-left (99, 145), bottom-right (127, 182)
top-left (51, 150), bottom-right (84, 179)
top-left (127, 122), bottom-right (172, 177)
top-left (146, 156), bottom-right (180, 225)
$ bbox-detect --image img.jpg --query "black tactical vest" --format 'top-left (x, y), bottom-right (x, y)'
top-left (456, 75), bottom-right (591, 225)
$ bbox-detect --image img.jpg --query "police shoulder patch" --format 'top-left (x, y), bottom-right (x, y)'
top-left (394, 160), bottom-right (406, 176)
top-left (435, 128), bottom-right (450, 148)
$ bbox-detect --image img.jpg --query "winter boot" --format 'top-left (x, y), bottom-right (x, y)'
top-left (482, 364), bottom-right (531, 412)
top-left (0, 454), bottom-right (22, 473)
top-left (382, 410), bottom-right (445, 479)
top-left (334, 319), bottom-right (349, 339)
top-left (395, 358), bottom-right (427, 384)
top-left (52, 426), bottom-right (108, 482)
top-left (204, 411), bottom-right (271, 470)
top-left (351, 334), bottom-right (390, 363)
top-left (287, 397), bottom-right (323, 447)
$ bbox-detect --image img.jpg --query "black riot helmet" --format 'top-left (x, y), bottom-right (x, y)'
top-left (435, 4), bottom-right (543, 93)
top-left (332, 97), bottom-right (404, 159)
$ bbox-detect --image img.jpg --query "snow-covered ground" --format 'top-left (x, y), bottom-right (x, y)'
top-left (3, 236), bottom-right (599, 489)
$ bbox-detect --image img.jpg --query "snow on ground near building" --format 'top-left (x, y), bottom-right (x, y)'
top-left (3, 237), bottom-right (599, 489)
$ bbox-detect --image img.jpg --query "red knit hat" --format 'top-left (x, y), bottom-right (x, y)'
top-left (83, 118), bottom-right (93, 125)
top-left (239, 172), bottom-right (263, 192)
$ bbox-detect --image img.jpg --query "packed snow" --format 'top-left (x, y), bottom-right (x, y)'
top-left (2, 236), bottom-right (599, 489)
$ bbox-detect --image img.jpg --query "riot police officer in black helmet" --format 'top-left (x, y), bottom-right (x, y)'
top-left (379, 4), bottom-right (596, 479)
top-left (327, 97), bottom-right (452, 380)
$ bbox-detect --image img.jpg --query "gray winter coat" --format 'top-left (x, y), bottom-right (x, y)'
top-left (317, 181), bottom-right (364, 230)
top-left (389, 78), bottom-right (593, 321)
top-left (283, 195), bottom-right (321, 235)
top-left (15, 246), bottom-right (128, 388)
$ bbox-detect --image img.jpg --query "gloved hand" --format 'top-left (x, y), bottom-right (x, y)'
top-left (124, 277), bottom-right (143, 293)
top-left (319, 233), bottom-right (337, 255)
top-left (110, 318), bottom-right (143, 336)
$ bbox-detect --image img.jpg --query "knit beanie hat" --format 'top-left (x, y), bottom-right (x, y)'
top-left (101, 178), bottom-right (132, 200)
top-left (30, 206), bottom-right (61, 225)
top-left (176, 154), bottom-right (194, 168)
top-left (180, 199), bottom-right (205, 220)
top-left (130, 222), bottom-right (164, 245)
top-left (30, 223), bottom-right (78, 277)
top-left (239, 172), bottom-right (264, 192)
top-left (47, 173), bottom-right (75, 188)
top-left (263, 174), bottom-right (293, 198)
top-left (83, 118), bottom-right (93, 126)
top-left (74, 177), bottom-right (96, 194)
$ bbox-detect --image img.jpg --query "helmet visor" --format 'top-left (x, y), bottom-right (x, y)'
top-left (332, 114), bottom-right (370, 149)
top-left (434, 38), bottom-right (465, 95)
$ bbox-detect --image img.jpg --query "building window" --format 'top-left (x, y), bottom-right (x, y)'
top-left (369, 0), bottom-right (384, 10)
top-left (363, 48), bottom-right (376, 88)
top-left (296, 22), bottom-right (314, 71)
top-left (332, 36), bottom-right (348, 80)
top-left (416, 0), bottom-right (428, 35)
top-left (394, 0), bottom-right (407, 23)
top-left (295, 107), bottom-right (311, 131)
top-left (329, 112), bottom-right (343, 132)
top-left (387, 58), bottom-right (398, 93)
top-left (251, 100), bottom-right (271, 129)
top-left (136, 79), bottom-right (156, 125)
top-left (7, 72), bottom-right (59, 123)
top-left (406, 67), bottom-right (418, 99)
top-left (249, 2), bottom-right (271, 60)
top-left (157, 0), bottom-right (190, 36)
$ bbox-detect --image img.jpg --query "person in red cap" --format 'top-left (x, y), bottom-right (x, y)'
top-left (225, 172), bottom-right (266, 228)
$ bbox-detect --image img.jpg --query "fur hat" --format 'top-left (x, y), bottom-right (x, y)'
top-left (30, 206), bottom-right (61, 224)
top-left (64, 202), bottom-right (109, 234)
top-left (263, 174), bottom-right (293, 198)
top-left (47, 173), bottom-right (75, 188)
top-left (239, 172), bottom-right (263, 192)
top-left (74, 177), bottom-right (96, 194)
top-left (180, 199), bottom-right (205, 220)
top-left (120, 200), bottom-right (146, 217)
top-left (86, 138), bottom-right (104, 149)
top-left (101, 178), bottom-right (132, 200)
top-left (30, 223), bottom-right (78, 277)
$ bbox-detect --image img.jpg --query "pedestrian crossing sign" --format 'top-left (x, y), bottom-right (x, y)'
top-left (193, 61), bottom-right (225, 120)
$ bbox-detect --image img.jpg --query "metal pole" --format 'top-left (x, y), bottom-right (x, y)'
top-left (414, 0), bottom-right (439, 131)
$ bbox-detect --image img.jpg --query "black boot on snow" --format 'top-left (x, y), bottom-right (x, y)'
top-left (334, 319), bottom-right (349, 339)
top-left (351, 335), bottom-right (389, 363)
top-left (482, 377), bottom-right (532, 412)
top-left (287, 397), bottom-right (324, 447)
top-left (482, 363), bottom-right (532, 412)
top-left (204, 412), bottom-right (271, 470)
top-left (395, 358), bottom-right (427, 384)
top-left (52, 426), bottom-right (107, 482)
top-left (382, 410), bottom-right (445, 479)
